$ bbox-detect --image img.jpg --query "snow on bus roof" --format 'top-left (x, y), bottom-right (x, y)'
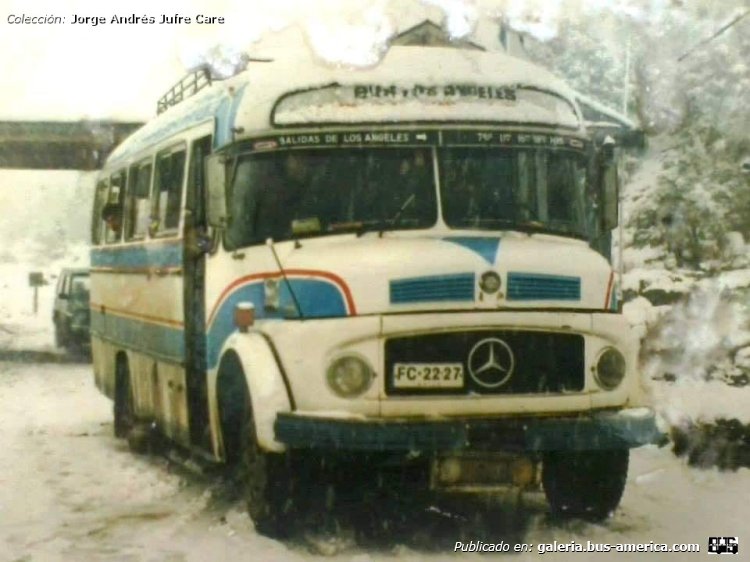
top-left (239, 46), bottom-right (582, 131)
top-left (106, 46), bottom-right (582, 167)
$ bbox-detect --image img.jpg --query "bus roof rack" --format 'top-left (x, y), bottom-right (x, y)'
top-left (157, 67), bottom-right (213, 115)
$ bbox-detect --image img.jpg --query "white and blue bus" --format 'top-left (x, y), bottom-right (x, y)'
top-left (91, 45), bottom-right (659, 531)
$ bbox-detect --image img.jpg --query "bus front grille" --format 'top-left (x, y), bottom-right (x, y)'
top-left (385, 330), bottom-right (584, 396)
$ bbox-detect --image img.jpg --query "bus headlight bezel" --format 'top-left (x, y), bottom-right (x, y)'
top-left (594, 347), bottom-right (626, 390)
top-left (326, 354), bottom-right (374, 398)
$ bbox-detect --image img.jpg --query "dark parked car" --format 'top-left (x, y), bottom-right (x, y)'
top-left (53, 268), bottom-right (90, 351)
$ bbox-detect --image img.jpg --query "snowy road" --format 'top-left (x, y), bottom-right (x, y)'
top-left (0, 361), bottom-right (746, 562)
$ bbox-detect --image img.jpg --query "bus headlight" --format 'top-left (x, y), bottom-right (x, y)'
top-left (594, 347), bottom-right (626, 390)
top-left (326, 354), bottom-right (374, 398)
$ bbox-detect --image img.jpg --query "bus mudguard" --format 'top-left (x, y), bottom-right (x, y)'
top-left (217, 332), bottom-right (292, 453)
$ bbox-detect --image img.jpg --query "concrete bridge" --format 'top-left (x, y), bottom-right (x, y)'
top-left (0, 121), bottom-right (142, 170)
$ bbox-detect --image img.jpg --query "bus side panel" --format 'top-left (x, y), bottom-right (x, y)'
top-left (91, 331), bottom-right (190, 444)
top-left (127, 349), bottom-right (158, 422)
top-left (91, 336), bottom-right (116, 400)
top-left (90, 242), bottom-right (190, 447)
top-left (153, 361), bottom-right (190, 444)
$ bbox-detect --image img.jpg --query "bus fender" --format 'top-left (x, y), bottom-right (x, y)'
top-left (218, 332), bottom-right (292, 453)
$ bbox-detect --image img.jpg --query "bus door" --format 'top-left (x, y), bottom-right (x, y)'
top-left (149, 146), bottom-right (190, 444)
top-left (183, 135), bottom-right (212, 450)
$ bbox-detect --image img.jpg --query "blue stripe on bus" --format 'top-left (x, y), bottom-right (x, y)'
top-left (90, 242), bottom-right (183, 269)
top-left (90, 310), bottom-right (185, 363)
top-left (390, 273), bottom-right (475, 304)
top-left (214, 83), bottom-right (248, 149)
top-left (506, 272), bottom-right (581, 301)
top-left (107, 88), bottom-right (230, 166)
top-left (90, 272), bottom-right (347, 369)
top-left (206, 278), bottom-right (348, 368)
top-left (442, 237), bottom-right (501, 265)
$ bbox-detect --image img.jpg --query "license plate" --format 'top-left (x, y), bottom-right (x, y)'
top-left (392, 363), bottom-right (464, 388)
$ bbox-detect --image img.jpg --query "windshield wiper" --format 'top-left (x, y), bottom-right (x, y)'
top-left (356, 219), bottom-right (388, 237)
top-left (512, 221), bottom-right (586, 239)
top-left (368, 192), bottom-right (417, 238)
top-left (330, 193), bottom-right (420, 237)
top-left (460, 218), bottom-right (585, 239)
top-left (322, 220), bottom-right (383, 237)
top-left (388, 193), bottom-right (416, 228)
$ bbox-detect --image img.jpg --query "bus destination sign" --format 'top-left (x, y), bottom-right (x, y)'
top-left (247, 130), bottom-right (585, 153)
top-left (250, 130), bottom-right (438, 151)
top-left (442, 130), bottom-right (586, 149)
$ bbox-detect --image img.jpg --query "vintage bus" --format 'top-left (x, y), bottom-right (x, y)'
top-left (90, 45), bottom-right (659, 532)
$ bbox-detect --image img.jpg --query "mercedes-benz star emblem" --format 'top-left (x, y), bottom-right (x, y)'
top-left (467, 337), bottom-right (515, 388)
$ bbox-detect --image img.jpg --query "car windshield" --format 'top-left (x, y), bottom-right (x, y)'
top-left (70, 275), bottom-right (90, 300)
top-left (226, 148), bottom-right (437, 248)
top-left (225, 145), bottom-right (590, 248)
top-left (439, 147), bottom-right (588, 238)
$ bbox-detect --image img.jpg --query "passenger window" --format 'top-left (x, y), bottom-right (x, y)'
top-left (104, 171), bottom-right (125, 244)
top-left (125, 159), bottom-right (153, 241)
top-left (153, 148), bottom-right (186, 235)
top-left (92, 180), bottom-right (109, 245)
top-left (186, 136), bottom-right (212, 223)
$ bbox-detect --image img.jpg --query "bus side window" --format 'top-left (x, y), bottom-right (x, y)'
top-left (153, 147), bottom-right (186, 235)
top-left (104, 171), bottom-right (125, 244)
top-left (92, 179), bottom-right (109, 245)
top-left (186, 136), bottom-right (212, 225)
top-left (125, 159), bottom-right (153, 241)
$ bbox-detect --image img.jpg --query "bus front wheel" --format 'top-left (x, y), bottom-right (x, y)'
top-left (219, 360), bottom-right (298, 537)
top-left (238, 404), bottom-right (297, 535)
top-left (229, 390), bottom-right (304, 537)
top-left (542, 449), bottom-right (629, 521)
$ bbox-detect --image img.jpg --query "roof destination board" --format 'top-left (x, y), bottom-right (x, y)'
top-left (441, 130), bottom-right (586, 149)
top-left (248, 130), bottom-right (438, 151)
top-left (244, 129), bottom-right (585, 153)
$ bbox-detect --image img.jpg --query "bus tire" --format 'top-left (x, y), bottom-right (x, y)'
top-left (542, 449), bottom-right (629, 521)
top-left (114, 355), bottom-right (134, 439)
top-left (218, 356), bottom-right (296, 536)
top-left (238, 401), bottom-right (297, 536)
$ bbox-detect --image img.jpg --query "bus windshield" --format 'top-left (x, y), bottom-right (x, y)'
top-left (225, 145), bottom-right (589, 248)
top-left (226, 148), bottom-right (437, 248)
top-left (439, 148), bottom-right (588, 238)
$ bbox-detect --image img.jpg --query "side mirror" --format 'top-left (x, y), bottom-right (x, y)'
top-left (206, 154), bottom-right (228, 228)
top-left (599, 137), bottom-right (619, 231)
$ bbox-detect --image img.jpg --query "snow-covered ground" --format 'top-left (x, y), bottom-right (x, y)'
top-left (0, 1), bottom-right (748, 559)
top-left (0, 170), bottom-right (91, 354)
top-left (0, 362), bottom-right (746, 562)
top-left (0, 166), bottom-right (748, 559)
top-left (0, 263), bottom-right (76, 354)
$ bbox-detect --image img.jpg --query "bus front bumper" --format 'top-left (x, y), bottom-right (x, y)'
top-left (274, 408), bottom-right (662, 452)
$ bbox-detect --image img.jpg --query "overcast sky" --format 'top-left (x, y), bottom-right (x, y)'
top-left (1, 0), bottom-right (290, 120)
top-left (1, 0), bottom-right (737, 122)
top-left (0, 0), bottom-right (443, 121)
